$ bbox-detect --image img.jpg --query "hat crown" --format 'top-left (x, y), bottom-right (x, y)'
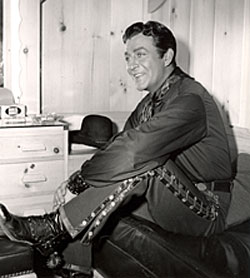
top-left (69, 114), bottom-right (114, 148)
top-left (80, 115), bottom-right (113, 141)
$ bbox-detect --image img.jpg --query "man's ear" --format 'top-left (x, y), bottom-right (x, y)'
top-left (163, 48), bottom-right (174, 67)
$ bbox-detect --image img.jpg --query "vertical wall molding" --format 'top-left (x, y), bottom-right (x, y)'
top-left (19, 0), bottom-right (40, 113)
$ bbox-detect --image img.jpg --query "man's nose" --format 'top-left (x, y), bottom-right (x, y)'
top-left (128, 56), bottom-right (139, 70)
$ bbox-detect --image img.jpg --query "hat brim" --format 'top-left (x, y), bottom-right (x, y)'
top-left (69, 130), bottom-right (109, 149)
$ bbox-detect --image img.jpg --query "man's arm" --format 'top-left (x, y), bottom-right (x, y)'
top-left (79, 94), bottom-right (207, 187)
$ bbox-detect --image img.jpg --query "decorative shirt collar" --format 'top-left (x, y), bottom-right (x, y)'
top-left (139, 67), bottom-right (187, 123)
top-left (151, 66), bottom-right (187, 104)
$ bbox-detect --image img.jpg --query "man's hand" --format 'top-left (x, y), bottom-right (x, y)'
top-left (53, 181), bottom-right (68, 211)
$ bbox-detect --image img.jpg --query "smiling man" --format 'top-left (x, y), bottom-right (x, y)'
top-left (124, 32), bottom-right (175, 93)
top-left (0, 21), bottom-right (233, 277)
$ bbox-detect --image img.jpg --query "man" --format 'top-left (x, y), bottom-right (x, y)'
top-left (0, 21), bottom-right (233, 277)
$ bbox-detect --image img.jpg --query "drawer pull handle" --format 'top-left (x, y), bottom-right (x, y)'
top-left (54, 147), bottom-right (60, 154)
top-left (22, 174), bottom-right (47, 184)
top-left (19, 144), bottom-right (47, 152)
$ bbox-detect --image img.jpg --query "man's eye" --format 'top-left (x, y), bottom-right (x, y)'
top-left (136, 52), bottom-right (146, 59)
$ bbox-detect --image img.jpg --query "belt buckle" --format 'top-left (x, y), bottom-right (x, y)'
top-left (195, 183), bottom-right (207, 192)
top-left (210, 181), bottom-right (215, 191)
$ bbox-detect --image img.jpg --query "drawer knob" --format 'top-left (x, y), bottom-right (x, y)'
top-left (54, 147), bottom-right (60, 154)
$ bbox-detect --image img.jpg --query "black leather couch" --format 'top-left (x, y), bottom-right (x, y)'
top-left (93, 214), bottom-right (250, 278)
top-left (0, 236), bottom-right (35, 277)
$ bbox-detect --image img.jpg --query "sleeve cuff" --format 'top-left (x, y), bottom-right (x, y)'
top-left (67, 170), bottom-right (90, 195)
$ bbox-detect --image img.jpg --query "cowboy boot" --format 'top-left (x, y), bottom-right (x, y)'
top-left (0, 203), bottom-right (71, 260)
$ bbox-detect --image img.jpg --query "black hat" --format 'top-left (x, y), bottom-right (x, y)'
top-left (69, 114), bottom-right (114, 149)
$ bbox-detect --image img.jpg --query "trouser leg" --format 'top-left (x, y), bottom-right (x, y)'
top-left (59, 184), bottom-right (119, 237)
top-left (60, 175), bottom-right (150, 239)
top-left (143, 160), bottom-right (231, 236)
top-left (59, 178), bottom-right (149, 271)
top-left (58, 185), bottom-right (118, 273)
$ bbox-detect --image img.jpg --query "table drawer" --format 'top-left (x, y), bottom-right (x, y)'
top-left (0, 133), bottom-right (65, 162)
top-left (0, 160), bottom-right (65, 199)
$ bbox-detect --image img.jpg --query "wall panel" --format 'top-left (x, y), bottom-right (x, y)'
top-left (212, 0), bottom-right (245, 126)
top-left (42, 0), bottom-right (112, 113)
top-left (88, 0), bottom-right (111, 112)
top-left (189, 0), bottom-right (215, 93)
top-left (42, 0), bottom-right (92, 113)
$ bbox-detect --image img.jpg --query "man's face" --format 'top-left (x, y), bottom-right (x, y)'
top-left (124, 33), bottom-right (166, 92)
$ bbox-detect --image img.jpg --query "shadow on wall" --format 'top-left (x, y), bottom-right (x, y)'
top-left (212, 95), bottom-right (238, 169)
top-left (176, 39), bottom-right (190, 74)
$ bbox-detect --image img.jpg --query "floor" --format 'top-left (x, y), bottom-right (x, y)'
top-left (33, 254), bottom-right (103, 278)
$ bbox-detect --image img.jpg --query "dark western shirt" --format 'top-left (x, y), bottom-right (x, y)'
top-left (80, 67), bottom-right (232, 187)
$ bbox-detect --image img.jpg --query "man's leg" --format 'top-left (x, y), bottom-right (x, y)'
top-left (58, 184), bottom-right (119, 275)
top-left (143, 160), bottom-right (231, 236)
top-left (59, 184), bottom-right (119, 238)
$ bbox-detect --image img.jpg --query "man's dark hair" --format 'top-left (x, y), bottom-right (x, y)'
top-left (122, 21), bottom-right (176, 64)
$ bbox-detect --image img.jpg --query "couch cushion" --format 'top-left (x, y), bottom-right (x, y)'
top-left (205, 220), bottom-right (250, 277)
top-left (94, 215), bottom-right (250, 278)
top-left (226, 153), bottom-right (250, 227)
top-left (0, 236), bottom-right (34, 276)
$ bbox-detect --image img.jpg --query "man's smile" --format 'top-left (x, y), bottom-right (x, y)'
top-left (133, 73), bottom-right (145, 80)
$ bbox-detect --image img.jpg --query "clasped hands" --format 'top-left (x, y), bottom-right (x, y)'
top-left (53, 170), bottom-right (80, 210)
top-left (53, 180), bottom-right (69, 211)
